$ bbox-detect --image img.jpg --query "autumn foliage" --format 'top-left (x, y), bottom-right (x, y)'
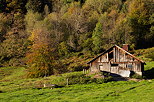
top-left (0, 0), bottom-right (153, 77)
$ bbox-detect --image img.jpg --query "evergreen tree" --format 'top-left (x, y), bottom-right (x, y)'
top-left (26, 0), bottom-right (45, 12)
top-left (92, 22), bottom-right (103, 53)
top-left (127, 0), bottom-right (151, 48)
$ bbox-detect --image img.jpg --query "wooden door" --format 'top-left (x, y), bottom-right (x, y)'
top-left (99, 65), bottom-right (109, 72)
top-left (99, 65), bottom-right (104, 71)
top-left (110, 66), bottom-right (118, 74)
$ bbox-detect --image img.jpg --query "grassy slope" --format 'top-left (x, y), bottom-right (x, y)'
top-left (0, 61), bottom-right (154, 102)
top-left (145, 61), bottom-right (154, 70)
top-left (0, 48), bottom-right (154, 102)
top-left (0, 80), bottom-right (154, 102)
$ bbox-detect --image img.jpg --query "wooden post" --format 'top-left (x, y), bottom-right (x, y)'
top-left (124, 53), bottom-right (126, 62)
top-left (118, 49), bottom-right (120, 62)
top-left (66, 78), bottom-right (69, 86)
top-left (90, 63), bottom-right (92, 72)
top-left (107, 53), bottom-right (109, 62)
top-left (109, 62), bottom-right (111, 72)
top-left (116, 48), bottom-right (118, 62)
top-left (114, 47), bottom-right (116, 62)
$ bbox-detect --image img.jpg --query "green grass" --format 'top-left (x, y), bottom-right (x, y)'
top-left (134, 47), bottom-right (154, 62)
top-left (0, 65), bottom-right (154, 102)
top-left (145, 61), bottom-right (154, 71)
top-left (134, 47), bottom-right (154, 79)
top-left (0, 54), bottom-right (154, 101)
top-left (144, 61), bottom-right (154, 79)
top-left (0, 81), bottom-right (154, 102)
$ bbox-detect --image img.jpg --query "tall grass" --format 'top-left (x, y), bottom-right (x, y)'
top-left (0, 80), bottom-right (154, 102)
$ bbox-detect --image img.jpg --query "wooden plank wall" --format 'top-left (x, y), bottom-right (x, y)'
top-left (90, 46), bottom-right (143, 75)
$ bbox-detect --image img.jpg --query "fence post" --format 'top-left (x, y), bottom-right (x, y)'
top-left (66, 78), bottom-right (69, 86)
top-left (83, 69), bottom-right (85, 74)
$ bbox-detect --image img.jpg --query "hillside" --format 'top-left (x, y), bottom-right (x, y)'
top-left (0, 0), bottom-right (154, 77)
top-left (0, 60), bottom-right (154, 101)
top-left (0, 46), bottom-right (154, 101)
top-left (0, 0), bottom-right (154, 101)
top-left (0, 81), bottom-right (154, 102)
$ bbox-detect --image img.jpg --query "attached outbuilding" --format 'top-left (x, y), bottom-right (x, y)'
top-left (87, 45), bottom-right (145, 77)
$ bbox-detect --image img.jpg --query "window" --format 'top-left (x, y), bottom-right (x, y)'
top-left (127, 64), bottom-right (133, 68)
top-left (111, 64), bottom-right (119, 66)
top-left (109, 52), bottom-right (113, 60)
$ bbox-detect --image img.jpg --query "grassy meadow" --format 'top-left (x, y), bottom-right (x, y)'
top-left (0, 61), bottom-right (154, 102)
top-left (1, 80), bottom-right (154, 102)
top-left (0, 48), bottom-right (154, 102)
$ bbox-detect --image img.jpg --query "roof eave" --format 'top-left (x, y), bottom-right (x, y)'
top-left (87, 46), bottom-right (115, 64)
top-left (87, 45), bottom-right (145, 64)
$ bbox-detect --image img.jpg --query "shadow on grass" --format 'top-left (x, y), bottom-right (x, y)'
top-left (144, 67), bottom-right (154, 79)
top-left (102, 71), bottom-right (128, 81)
top-left (110, 73), bottom-right (128, 81)
top-left (0, 90), bottom-right (3, 93)
top-left (34, 85), bottom-right (65, 90)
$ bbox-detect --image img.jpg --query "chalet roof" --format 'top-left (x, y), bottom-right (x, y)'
top-left (87, 45), bottom-right (145, 64)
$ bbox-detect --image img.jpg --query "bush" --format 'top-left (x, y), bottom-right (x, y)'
top-left (62, 72), bottom-right (90, 85)
top-left (91, 77), bottom-right (113, 84)
top-left (145, 52), bottom-right (154, 61)
top-left (59, 71), bottom-right (112, 85)
top-left (135, 47), bottom-right (154, 61)
top-left (130, 72), bottom-right (143, 79)
top-left (144, 66), bottom-right (154, 79)
top-left (92, 78), bottom-right (105, 84)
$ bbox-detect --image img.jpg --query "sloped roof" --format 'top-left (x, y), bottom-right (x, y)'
top-left (87, 45), bottom-right (145, 64)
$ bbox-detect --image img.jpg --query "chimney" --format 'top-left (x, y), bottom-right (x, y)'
top-left (122, 44), bottom-right (129, 51)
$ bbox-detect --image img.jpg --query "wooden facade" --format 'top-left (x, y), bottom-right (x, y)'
top-left (87, 45), bottom-right (145, 77)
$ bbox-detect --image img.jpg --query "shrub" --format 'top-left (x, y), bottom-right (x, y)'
top-left (135, 47), bottom-right (154, 61)
top-left (144, 66), bottom-right (154, 79)
top-left (145, 52), bottom-right (154, 61)
top-left (130, 72), bottom-right (143, 79)
top-left (62, 72), bottom-right (89, 85)
top-left (59, 71), bottom-right (113, 85)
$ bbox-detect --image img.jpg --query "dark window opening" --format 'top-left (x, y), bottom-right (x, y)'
top-left (127, 64), bottom-right (133, 68)
top-left (109, 52), bottom-right (113, 60)
top-left (111, 64), bottom-right (119, 66)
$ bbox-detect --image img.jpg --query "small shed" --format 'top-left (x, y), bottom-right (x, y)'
top-left (87, 45), bottom-right (145, 77)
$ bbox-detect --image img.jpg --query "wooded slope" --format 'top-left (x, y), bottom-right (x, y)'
top-left (0, 0), bottom-right (153, 77)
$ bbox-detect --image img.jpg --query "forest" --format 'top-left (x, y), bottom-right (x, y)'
top-left (0, 0), bottom-right (154, 78)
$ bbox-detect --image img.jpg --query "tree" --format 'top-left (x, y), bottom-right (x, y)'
top-left (0, 13), bottom-right (11, 42)
top-left (4, 0), bottom-right (27, 13)
top-left (61, 2), bottom-right (88, 51)
top-left (25, 14), bottom-right (64, 77)
top-left (127, 0), bottom-right (151, 48)
top-left (26, 43), bottom-right (59, 78)
top-left (26, 0), bottom-right (45, 12)
top-left (92, 22), bottom-right (103, 53)
top-left (58, 42), bottom-right (70, 57)
top-left (0, 0), bottom-right (6, 12)
top-left (0, 12), bottom-right (28, 66)
top-left (25, 10), bottom-right (43, 34)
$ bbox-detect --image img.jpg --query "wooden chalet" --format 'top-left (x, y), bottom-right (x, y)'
top-left (87, 45), bottom-right (145, 77)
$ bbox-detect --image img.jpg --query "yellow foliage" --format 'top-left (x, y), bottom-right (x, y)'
top-left (128, 0), bottom-right (146, 15)
top-left (7, 1), bottom-right (16, 8)
top-left (88, 11), bottom-right (100, 22)
top-left (47, 12), bottom-right (58, 21)
top-left (28, 31), bottom-right (35, 41)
